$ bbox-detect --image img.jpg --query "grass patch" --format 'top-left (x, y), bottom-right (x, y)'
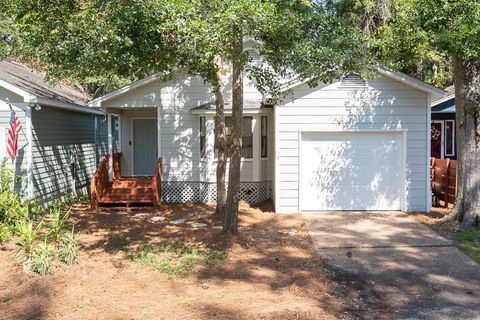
top-left (124, 240), bottom-right (228, 278)
top-left (452, 230), bottom-right (480, 264)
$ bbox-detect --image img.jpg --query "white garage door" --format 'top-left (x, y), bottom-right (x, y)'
top-left (300, 131), bottom-right (403, 211)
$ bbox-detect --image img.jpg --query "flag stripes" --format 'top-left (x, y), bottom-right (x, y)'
top-left (7, 109), bottom-right (22, 162)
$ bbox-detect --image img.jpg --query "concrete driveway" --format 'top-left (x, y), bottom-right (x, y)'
top-left (303, 211), bottom-right (480, 320)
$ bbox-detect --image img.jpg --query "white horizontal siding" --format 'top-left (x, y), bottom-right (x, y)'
top-left (275, 75), bottom-right (429, 213)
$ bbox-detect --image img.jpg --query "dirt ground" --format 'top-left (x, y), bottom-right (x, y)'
top-left (0, 201), bottom-right (391, 320)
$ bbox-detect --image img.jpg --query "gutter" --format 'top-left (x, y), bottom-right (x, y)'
top-left (31, 97), bottom-right (105, 115)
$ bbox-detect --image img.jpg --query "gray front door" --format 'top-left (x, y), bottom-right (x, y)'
top-left (133, 119), bottom-right (158, 175)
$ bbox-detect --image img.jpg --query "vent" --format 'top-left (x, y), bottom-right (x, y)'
top-left (339, 74), bottom-right (366, 88)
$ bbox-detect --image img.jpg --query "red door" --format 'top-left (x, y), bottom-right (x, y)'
top-left (431, 122), bottom-right (442, 158)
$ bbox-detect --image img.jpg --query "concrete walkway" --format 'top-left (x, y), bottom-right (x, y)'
top-left (303, 211), bottom-right (480, 320)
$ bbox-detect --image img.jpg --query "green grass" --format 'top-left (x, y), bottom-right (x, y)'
top-left (452, 230), bottom-right (480, 264)
top-left (124, 240), bottom-right (228, 278)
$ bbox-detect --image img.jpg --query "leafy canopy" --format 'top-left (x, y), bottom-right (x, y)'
top-left (3, 0), bottom-right (369, 95)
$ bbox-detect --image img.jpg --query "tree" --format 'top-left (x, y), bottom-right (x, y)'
top-left (336, 0), bottom-right (480, 229)
top-left (3, 0), bottom-right (369, 233)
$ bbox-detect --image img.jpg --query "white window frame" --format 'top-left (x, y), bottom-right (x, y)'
top-left (444, 120), bottom-right (455, 157)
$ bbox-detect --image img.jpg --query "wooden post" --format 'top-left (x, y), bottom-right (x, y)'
top-left (112, 153), bottom-right (122, 180)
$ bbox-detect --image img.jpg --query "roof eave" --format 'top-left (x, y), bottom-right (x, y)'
top-left (33, 97), bottom-right (105, 115)
top-left (378, 69), bottom-right (445, 98)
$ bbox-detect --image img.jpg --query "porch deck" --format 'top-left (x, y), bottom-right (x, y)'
top-left (90, 153), bottom-right (162, 209)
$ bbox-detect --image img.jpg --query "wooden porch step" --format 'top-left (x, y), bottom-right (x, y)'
top-left (112, 180), bottom-right (153, 188)
top-left (105, 187), bottom-right (153, 195)
top-left (99, 194), bottom-right (154, 203)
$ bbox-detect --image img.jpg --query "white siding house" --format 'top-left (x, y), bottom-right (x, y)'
top-left (90, 68), bottom-right (443, 212)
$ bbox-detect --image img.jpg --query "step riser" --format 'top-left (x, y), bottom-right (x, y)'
top-left (106, 188), bottom-right (153, 195)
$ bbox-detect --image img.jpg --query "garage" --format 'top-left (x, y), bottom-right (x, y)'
top-left (299, 131), bottom-right (404, 211)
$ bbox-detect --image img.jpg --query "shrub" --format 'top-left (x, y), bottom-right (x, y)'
top-left (48, 206), bottom-right (70, 244)
top-left (23, 239), bottom-right (54, 276)
top-left (57, 226), bottom-right (79, 265)
top-left (14, 217), bottom-right (43, 256)
top-left (0, 160), bottom-right (27, 227)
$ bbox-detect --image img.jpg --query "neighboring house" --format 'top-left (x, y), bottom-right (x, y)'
top-left (0, 60), bottom-right (107, 203)
top-left (90, 56), bottom-right (444, 212)
top-left (431, 92), bottom-right (456, 159)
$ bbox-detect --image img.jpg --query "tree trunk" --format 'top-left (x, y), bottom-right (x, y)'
top-left (223, 37), bottom-right (243, 234)
top-left (213, 56), bottom-right (227, 217)
top-left (451, 56), bottom-right (480, 229)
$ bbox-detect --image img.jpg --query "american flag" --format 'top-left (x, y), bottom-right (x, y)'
top-left (7, 108), bottom-right (22, 162)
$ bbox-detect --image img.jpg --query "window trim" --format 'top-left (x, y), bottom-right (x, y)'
top-left (199, 116), bottom-right (206, 159)
top-left (444, 119), bottom-right (455, 157)
top-left (261, 116), bottom-right (267, 158)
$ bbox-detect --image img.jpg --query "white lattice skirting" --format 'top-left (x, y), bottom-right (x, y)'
top-left (162, 181), bottom-right (272, 204)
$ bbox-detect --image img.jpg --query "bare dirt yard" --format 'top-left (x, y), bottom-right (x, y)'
top-left (0, 201), bottom-right (391, 320)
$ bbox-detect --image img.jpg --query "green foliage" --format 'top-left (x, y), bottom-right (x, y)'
top-left (14, 217), bottom-right (43, 256)
top-left (57, 226), bottom-right (79, 265)
top-left (3, 0), bottom-right (369, 96)
top-left (48, 206), bottom-right (70, 244)
top-left (23, 238), bottom-right (54, 276)
top-left (452, 229), bottom-right (480, 264)
top-left (125, 240), bottom-right (228, 278)
top-left (0, 160), bottom-right (27, 226)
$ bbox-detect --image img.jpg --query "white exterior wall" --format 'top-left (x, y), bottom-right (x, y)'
top-left (102, 71), bottom-right (276, 185)
top-left (103, 74), bottom-right (213, 181)
top-left (275, 75), bottom-right (429, 213)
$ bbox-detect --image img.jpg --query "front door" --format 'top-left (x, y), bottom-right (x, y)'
top-left (431, 122), bottom-right (443, 159)
top-left (133, 119), bottom-right (158, 175)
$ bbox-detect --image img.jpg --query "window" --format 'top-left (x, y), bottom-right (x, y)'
top-left (218, 116), bottom-right (253, 158)
top-left (261, 116), bottom-right (267, 158)
top-left (445, 120), bottom-right (455, 156)
top-left (199, 117), bottom-right (206, 158)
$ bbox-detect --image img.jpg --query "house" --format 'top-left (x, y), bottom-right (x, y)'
top-left (431, 87), bottom-right (456, 159)
top-left (0, 60), bottom-right (107, 203)
top-left (89, 54), bottom-right (444, 213)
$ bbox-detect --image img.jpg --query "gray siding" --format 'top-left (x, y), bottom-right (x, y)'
top-left (96, 116), bottom-right (108, 163)
top-left (31, 107), bottom-right (100, 202)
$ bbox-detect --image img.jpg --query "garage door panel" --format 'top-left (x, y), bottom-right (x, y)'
top-left (300, 131), bottom-right (403, 211)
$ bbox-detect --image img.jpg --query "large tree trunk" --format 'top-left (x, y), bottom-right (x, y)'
top-left (223, 37), bottom-right (243, 234)
top-left (213, 56), bottom-right (227, 216)
top-left (451, 56), bottom-right (480, 229)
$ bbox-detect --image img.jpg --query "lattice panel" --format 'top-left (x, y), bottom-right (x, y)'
top-left (162, 181), bottom-right (272, 204)
top-left (162, 181), bottom-right (200, 203)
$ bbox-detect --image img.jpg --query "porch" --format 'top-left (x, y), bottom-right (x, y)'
top-left (90, 153), bottom-right (162, 209)
top-left (97, 105), bottom-right (273, 206)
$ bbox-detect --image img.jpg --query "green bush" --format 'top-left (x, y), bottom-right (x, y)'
top-left (23, 239), bottom-right (54, 275)
top-left (48, 206), bottom-right (70, 244)
top-left (57, 226), bottom-right (79, 265)
top-left (14, 217), bottom-right (43, 256)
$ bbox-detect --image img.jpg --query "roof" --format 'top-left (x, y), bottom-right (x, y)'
top-left (432, 94), bottom-right (455, 113)
top-left (0, 60), bottom-right (103, 115)
top-left (0, 60), bottom-right (90, 105)
top-left (91, 65), bottom-right (445, 109)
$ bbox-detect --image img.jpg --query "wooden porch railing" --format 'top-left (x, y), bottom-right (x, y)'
top-left (112, 152), bottom-right (122, 180)
top-left (152, 158), bottom-right (163, 208)
top-left (431, 157), bottom-right (457, 207)
top-left (90, 154), bottom-right (111, 209)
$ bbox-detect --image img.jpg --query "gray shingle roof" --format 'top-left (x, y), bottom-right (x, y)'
top-left (0, 60), bottom-right (90, 105)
